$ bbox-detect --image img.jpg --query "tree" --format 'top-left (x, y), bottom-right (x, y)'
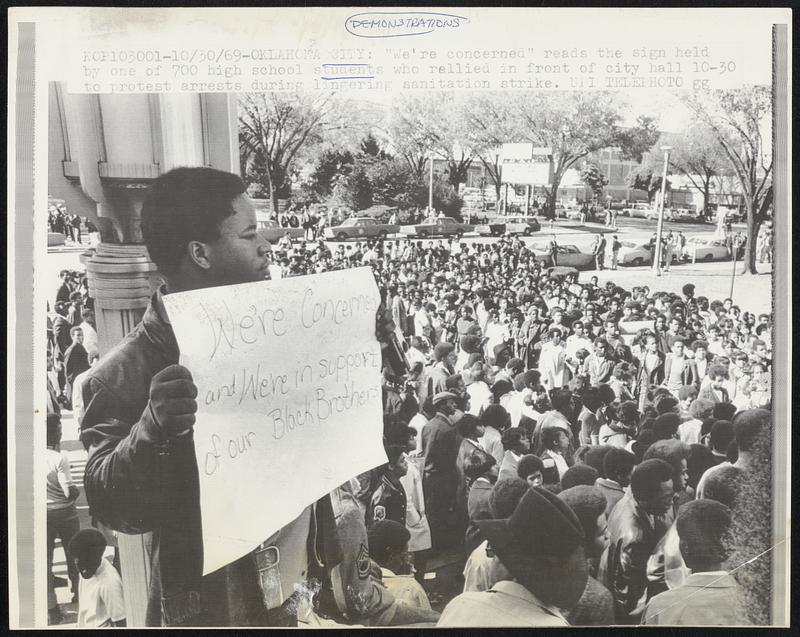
top-left (616, 115), bottom-right (661, 162)
top-left (384, 94), bottom-right (476, 193)
top-left (510, 91), bottom-right (626, 219)
top-left (580, 162), bottom-right (608, 197)
top-left (683, 87), bottom-right (773, 274)
top-left (238, 93), bottom-right (357, 214)
top-left (306, 149), bottom-right (355, 199)
top-left (461, 93), bottom-right (517, 207)
top-left (662, 125), bottom-right (731, 219)
top-left (628, 168), bottom-right (671, 204)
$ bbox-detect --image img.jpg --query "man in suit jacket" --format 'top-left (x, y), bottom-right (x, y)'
top-left (598, 459), bottom-right (676, 624)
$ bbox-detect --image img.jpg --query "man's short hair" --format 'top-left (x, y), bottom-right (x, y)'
top-left (702, 464), bottom-right (744, 508)
top-left (67, 528), bottom-right (107, 561)
top-left (677, 385), bottom-right (698, 402)
top-left (712, 401), bottom-right (737, 421)
top-left (630, 458), bottom-right (674, 501)
top-left (732, 408), bottom-right (771, 452)
top-left (582, 445), bottom-right (614, 478)
top-left (676, 499), bottom-right (731, 568)
top-left (481, 404), bottom-right (510, 431)
top-left (603, 447), bottom-right (636, 481)
top-left (653, 413), bottom-right (681, 440)
top-left (560, 464), bottom-right (600, 490)
top-left (141, 167), bottom-right (247, 275)
top-left (550, 388), bottom-right (573, 412)
top-left (517, 454), bottom-right (545, 480)
top-left (710, 419), bottom-right (735, 453)
top-left (643, 439), bottom-right (691, 485)
top-left (80, 307), bottom-right (94, 319)
top-left (456, 414), bottom-right (483, 439)
top-left (69, 326), bottom-right (82, 336)
top-left (368, 520), bottom-right (411, 564)
top-left (489, 478), bottom-right (530, 518)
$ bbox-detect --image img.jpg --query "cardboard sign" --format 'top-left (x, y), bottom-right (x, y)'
top-left (163, 268), bottom-right (387, 575)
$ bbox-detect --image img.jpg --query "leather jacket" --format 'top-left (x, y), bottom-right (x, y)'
top-left (80, 292), bottom-right (339, 626)
top-left (598, 491), bottom-right (673, 624)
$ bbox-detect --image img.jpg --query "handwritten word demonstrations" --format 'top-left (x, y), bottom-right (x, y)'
top-left (163, 268), bottom-right (388, 575)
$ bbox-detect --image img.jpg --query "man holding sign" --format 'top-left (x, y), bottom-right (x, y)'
top-left (79, 168), bottom-right (437, 627)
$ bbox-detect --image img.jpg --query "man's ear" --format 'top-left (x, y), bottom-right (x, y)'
top-left (188, 240), bottom-right (212, 270)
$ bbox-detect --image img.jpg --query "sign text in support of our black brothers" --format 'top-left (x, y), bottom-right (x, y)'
top-left (163, 268), bottom-right (388, 575)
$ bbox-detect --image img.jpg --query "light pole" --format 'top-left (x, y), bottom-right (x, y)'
top-left (652, 145), bottom-right (672, 276)
top-left (428, 151), bottom-right (434, 215)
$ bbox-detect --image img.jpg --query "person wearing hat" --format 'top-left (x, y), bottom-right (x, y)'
top-left (418, 342), bottom-right (457, 414)
top-left (598, 458), bottom-right (676, 624)
top-left (642, 500), bottom-right (750, 625)
top-left (420, 391), bottom-right (462, 552)
top-left (438, 487), bottom-right (589, 626)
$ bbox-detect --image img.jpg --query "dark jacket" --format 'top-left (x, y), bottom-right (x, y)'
top-left (420, 414), bottom-right (460, 478)
top-left (80, 292), bottom-right (342, 627)
top-left (53, 315), bottom-right (73, 360)
top-left (367, 472), bottom-right (407, 528)
top-left (598, 491), bottom-right (673, 624)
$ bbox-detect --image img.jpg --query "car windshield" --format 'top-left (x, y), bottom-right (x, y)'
top-left (620, 241), bottom-right (637, 248)
top-left (357, 218), bottom-right (375, 225)
top-left (341, 218), bottom-right (358, 227)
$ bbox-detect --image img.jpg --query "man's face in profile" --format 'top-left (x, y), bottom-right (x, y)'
top-left (201, 195), bottom-right (270, 287)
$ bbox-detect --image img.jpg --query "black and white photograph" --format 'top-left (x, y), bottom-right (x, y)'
top-left (9, 7), bottom-right (791, 629)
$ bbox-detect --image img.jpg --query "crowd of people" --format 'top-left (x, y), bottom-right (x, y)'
top-left (47, 167), bottom-right (775, 627)
top-left (48, 204), bottom-right (98, 244)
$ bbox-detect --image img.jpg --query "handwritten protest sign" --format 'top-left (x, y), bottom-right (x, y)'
top-left (163, 268), bottom-right (387, 575)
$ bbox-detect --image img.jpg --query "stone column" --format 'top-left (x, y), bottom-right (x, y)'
top-left (50, 85), bottom-right (240, 626)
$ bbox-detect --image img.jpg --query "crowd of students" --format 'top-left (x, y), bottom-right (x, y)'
top-left (265, 233), bottom-right (773, 625)
top-left (46, 168), bottom-right (775, 626)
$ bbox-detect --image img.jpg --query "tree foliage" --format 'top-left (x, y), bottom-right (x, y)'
top-left (683, 87), bottom-right (773, 273)
top-left (510, 91), bottom-right (626, 218)
top-left (580, 162), bottom-right (609, 196)
top-left (616, 114), bottom-right (661, 162)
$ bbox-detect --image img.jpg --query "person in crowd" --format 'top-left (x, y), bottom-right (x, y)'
top-left (80, 168), bottom-right (427, 627)
top-left (516, 454), bottom-right (545, 488)
top-left (532, 388), bottom-right (575, 457)
top-left (704, 419), bottom-right (735, 467)
top-left (46, 413), bottom-right (81, 623)
top-left (663, 336), bottom-right (698, 396)
top-left (560, 463), bottom-right (600, 491)
top-left (68, 528), bottom-right (126, 627)
top-left (367, 445), bottom-right (409, 528)
top-left (678, 397), bottom-right (714, 444)
top-left (538, 327), bottom-right (569, 391)
top-left (586, 339), bottom-right (614, 386)
top-left (455, 415), bottom-right (491, 519)
top-left (478, 404), bottom-right (509, 467)
top-left (595, 448), bottom-right (635, 517)
top-left (421, 391), bottom-right (462, 554)
top-left (696, 409), bottom-right (770, 499)
top-left (539, 426), bottom-right (571, 484)
top-left (463, 450), bottom-right (499, 554)
top-left (558, 485), bottom-right (615, 625)
top-left (366, 520), bottom-right (437, 616)
top-left (599, 458), bottom-right (676, 624)
top-left (698, 364), bottom-right (732, 405)
top-left (439, 487), bottom-right (588, 626)
top-left (497, 427), bottom-right (531, 482)
top-left (396, 427), bottom-right (431, 585)
top-left (642, 500), bottom-right (750, 625)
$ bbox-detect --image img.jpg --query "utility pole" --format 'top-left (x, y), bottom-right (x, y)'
top-left (652, 145), bottom-right (672, 276)
top-left (428, 151), bottom-right (434, 215)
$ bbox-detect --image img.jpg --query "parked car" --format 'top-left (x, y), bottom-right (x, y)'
top-left (401, 216), bottom-right (474, 238)
top-left (474, 220), bottom-right (507, 237)
top-left (682, 237), bottom-right (743, 262)
top-left (624, 202), bottom-right (655, 218)
top-left (324, 216), bottom-right (400, 241)
top-left (617, 241), bottom-right (653, 266)
top-left (503, 215), bottom-right (542, 236)
top-left (666, 209), bottom-right (704, 224)
top-left (530, 243), bottom-right (596, 269)
top-left (257, 219), bottom-right (304, 243)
